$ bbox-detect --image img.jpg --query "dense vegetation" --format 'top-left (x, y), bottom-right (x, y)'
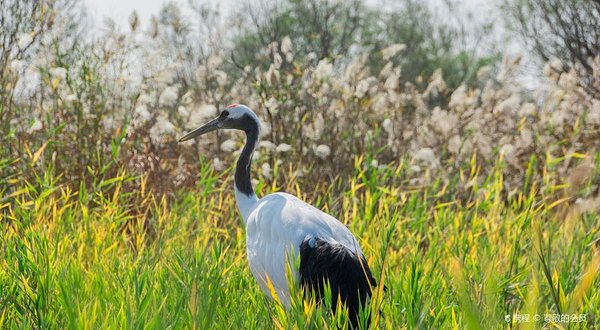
top-left (1, 0), bottom-right (598, 328)
top-left (1, 155), bottom-right (599, 328)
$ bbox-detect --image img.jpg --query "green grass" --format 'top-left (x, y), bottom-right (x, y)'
top-left (1, 155), bottom-right (598, 329)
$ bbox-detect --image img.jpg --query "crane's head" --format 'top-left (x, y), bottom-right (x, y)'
top-left (179, 104), bottom-right (260, 142)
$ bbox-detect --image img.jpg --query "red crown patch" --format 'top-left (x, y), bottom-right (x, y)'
top-left (226, 104), bottom-right (239, 109)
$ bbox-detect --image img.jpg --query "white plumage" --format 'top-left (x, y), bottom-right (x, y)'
top-left (242, 191), bottom-right (363, 305)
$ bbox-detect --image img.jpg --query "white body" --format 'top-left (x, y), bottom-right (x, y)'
top-left (237, 188), bottom-right (363, 306)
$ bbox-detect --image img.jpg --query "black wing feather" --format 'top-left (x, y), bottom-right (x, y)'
top-left (299, 237), bottom-right (377, 329)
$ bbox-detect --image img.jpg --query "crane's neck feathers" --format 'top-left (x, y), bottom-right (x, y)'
top-left (234, 113), bottom-right (260, 223)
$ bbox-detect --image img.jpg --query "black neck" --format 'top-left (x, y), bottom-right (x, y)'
top-left (235, 118), bottom-right (259, 196)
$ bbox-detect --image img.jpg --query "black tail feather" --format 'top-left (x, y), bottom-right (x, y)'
top-left (299, 237), bottom-right (377, 329)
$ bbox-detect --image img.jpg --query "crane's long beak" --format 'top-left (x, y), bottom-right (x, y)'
top-left (178, 117), bottom-right (220, 142)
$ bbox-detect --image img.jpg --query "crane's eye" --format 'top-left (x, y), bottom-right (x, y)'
top-left (219, 110), bottom-right (229, 120)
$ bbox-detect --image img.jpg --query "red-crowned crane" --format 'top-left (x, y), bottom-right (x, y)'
top-left (179, 104), bottom-right (377, 328)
